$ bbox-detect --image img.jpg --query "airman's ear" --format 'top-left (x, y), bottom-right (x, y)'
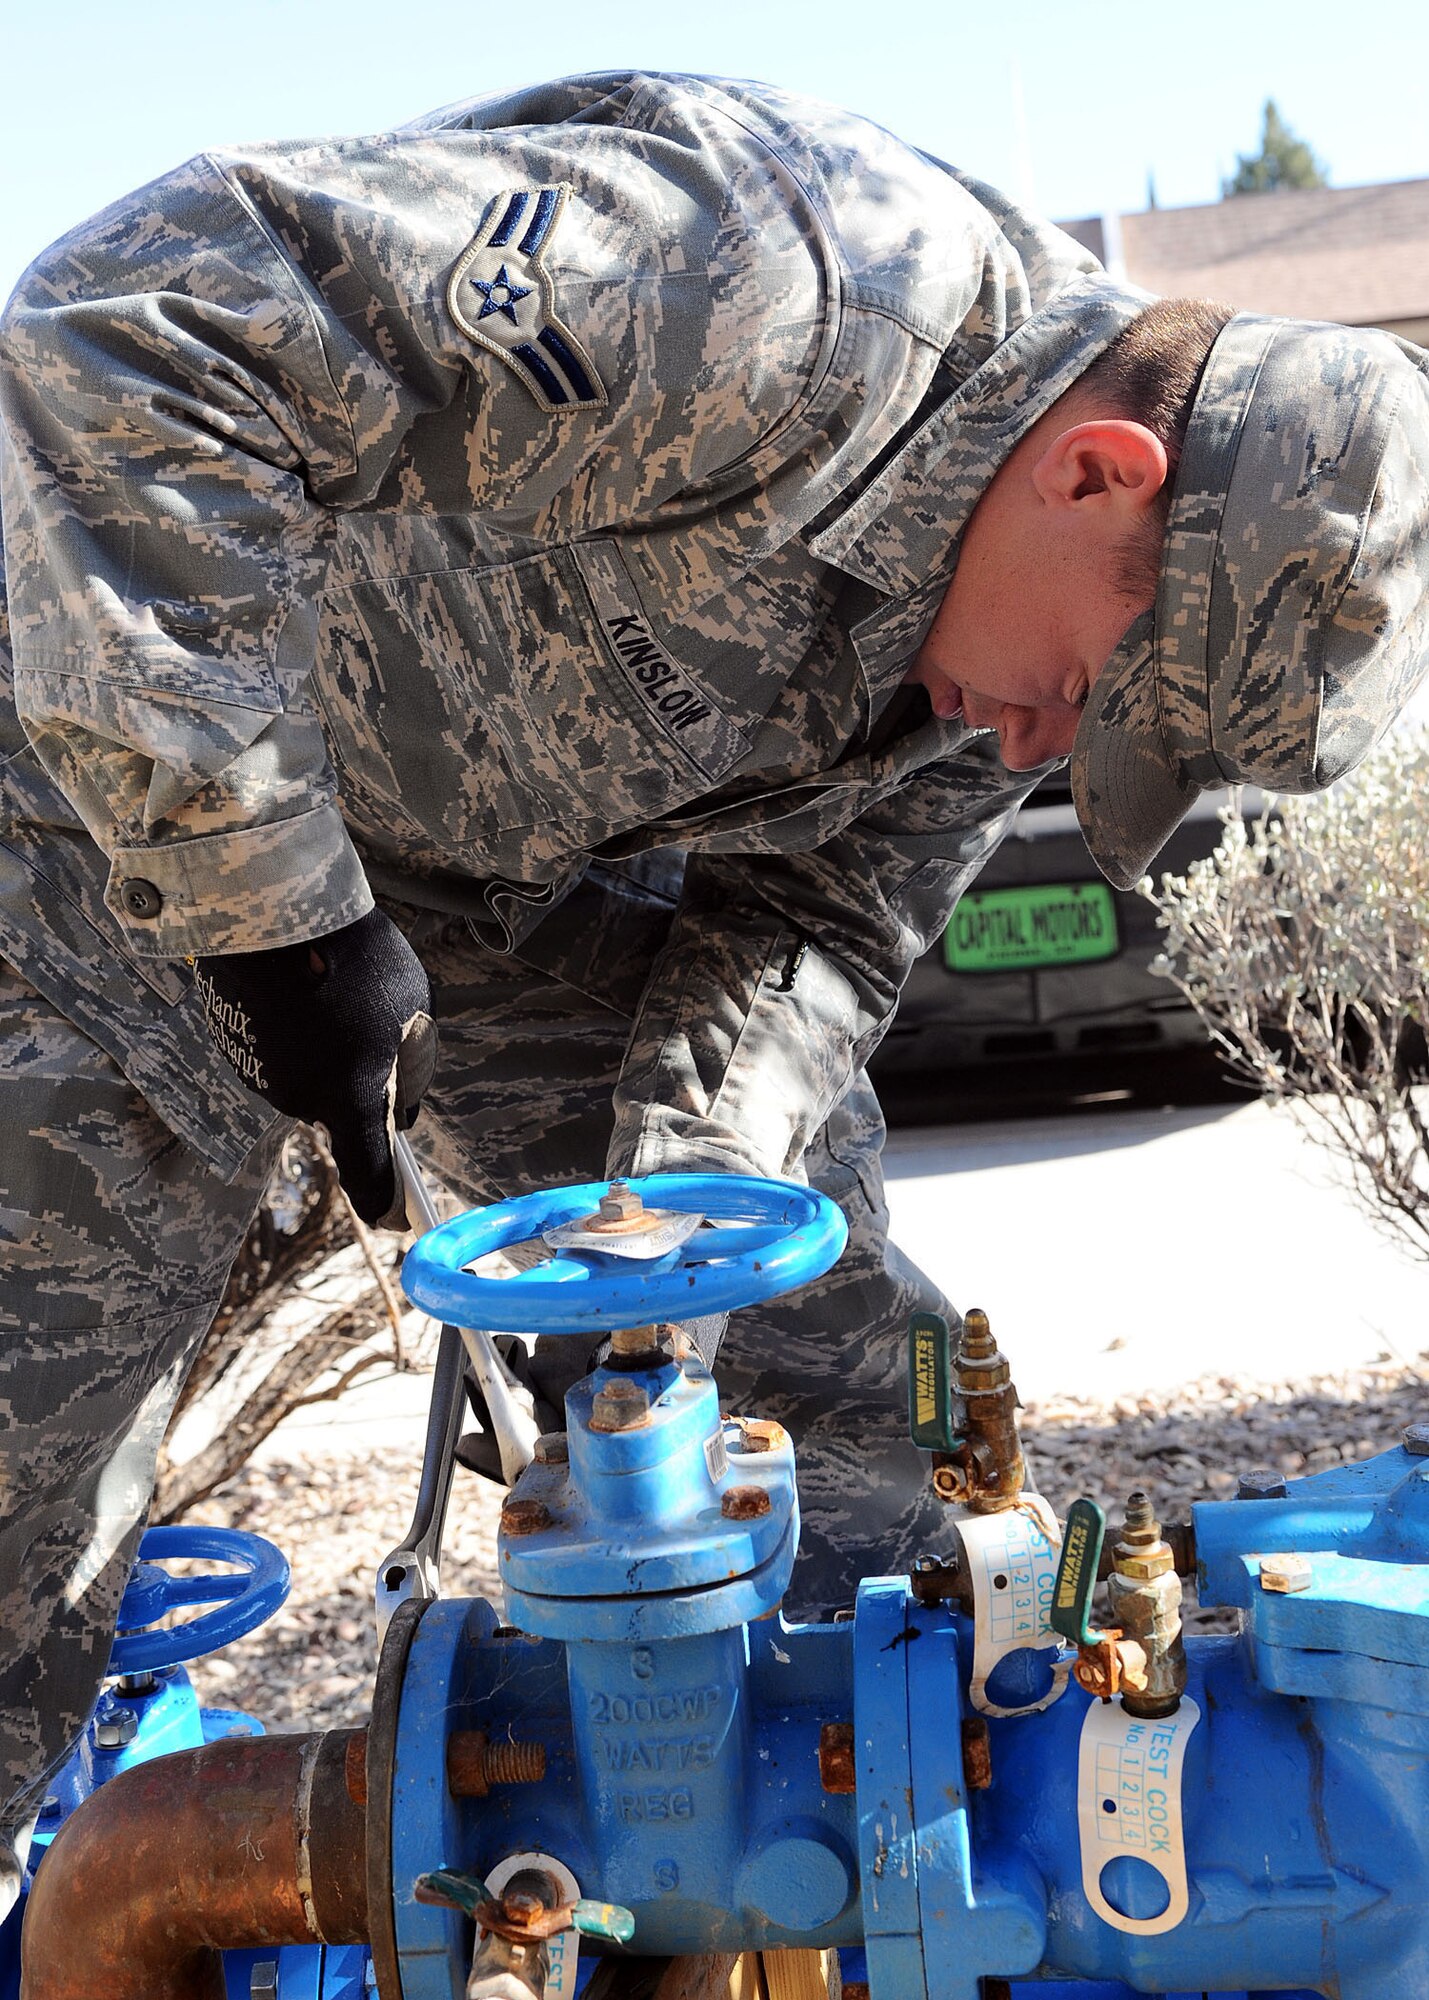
top-left (1032, 420), bottom-right (1169, 518)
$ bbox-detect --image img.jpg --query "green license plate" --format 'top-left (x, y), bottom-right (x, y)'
top-left (943, 881), bottom-right (1119, 972)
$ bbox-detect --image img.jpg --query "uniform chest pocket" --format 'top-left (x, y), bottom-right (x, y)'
top-left (316, 546), bottom-right (749, 852)
top-left (477, 543), bottom-right (750, 829)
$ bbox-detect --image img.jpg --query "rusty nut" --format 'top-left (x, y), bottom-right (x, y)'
top-left (818, 1722), bottom-right (857, 1795)
top-left (500, 1497), bottom-right (552, 1537)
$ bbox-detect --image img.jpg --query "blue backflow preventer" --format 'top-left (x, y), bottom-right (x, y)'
top-left (15, 1169), bottom-right (1429, 2000)
top-left (386, 1172), bottom-right (1429, 1999)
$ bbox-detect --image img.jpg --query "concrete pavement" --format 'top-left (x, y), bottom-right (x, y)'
top-left (883, 1095), bottom-right (1429, 1405)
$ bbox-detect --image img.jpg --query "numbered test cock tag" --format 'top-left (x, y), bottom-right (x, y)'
top-left (1077, 1698), bottom-right (1200, 1936)
top-left (960, 1493), bottom-right (1072, 1718)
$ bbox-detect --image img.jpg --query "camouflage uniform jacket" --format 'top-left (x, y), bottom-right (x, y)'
top-left (0, 73), bottom-right (1152, 1185)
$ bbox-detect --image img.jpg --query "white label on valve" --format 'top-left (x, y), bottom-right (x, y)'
top-left (1077, 1696), bottom-right (1199, 1937)
top-left (704, 1426), bottom-right (729, 1486)
top-left (484, 1852), bottom-right (582, 1997)
top-left (960, 1493), bottom-right (1071, 1718)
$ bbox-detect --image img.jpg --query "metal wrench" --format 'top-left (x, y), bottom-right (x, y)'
top-left (373, 1135), bottom-right (540, 1639)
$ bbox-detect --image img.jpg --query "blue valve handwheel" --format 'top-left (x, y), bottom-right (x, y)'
top-left (109, 1525), bottom-right (291, 1674)
top-left (400, 1172), bottom-right (848, 1333)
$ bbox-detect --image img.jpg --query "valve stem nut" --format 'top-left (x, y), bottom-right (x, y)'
top-left (590, 1381), bottom-right (652, 1432)
top-left (597, 1180), bottom-right (644, 1224)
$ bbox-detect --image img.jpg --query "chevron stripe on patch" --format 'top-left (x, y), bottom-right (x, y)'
top-left (447, 184), bottom-right (607, 414)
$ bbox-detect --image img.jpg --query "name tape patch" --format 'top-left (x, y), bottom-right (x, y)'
top-left (575, 546), bottom-right (749, 772)
top-left (448, 184), bottom-right (606, 414)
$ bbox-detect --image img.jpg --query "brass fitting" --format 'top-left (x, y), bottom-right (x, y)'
top-left (1105, 1492), bottom-right (1186, 1718)
top-left (1110, 1490), bottom-right (1177, 1582)
top-left (953, 1308), bottom-right (1025, 1512)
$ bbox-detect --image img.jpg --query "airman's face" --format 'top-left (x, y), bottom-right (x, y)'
top-left (906, 407), bottom-right (1166, 771)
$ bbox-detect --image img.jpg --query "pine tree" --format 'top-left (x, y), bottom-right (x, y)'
top-left (1223, 100), bottom-right (1329, 196)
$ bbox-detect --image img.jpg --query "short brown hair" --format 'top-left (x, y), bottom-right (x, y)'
top-left (1073, 296), bottom-right (1236, 599)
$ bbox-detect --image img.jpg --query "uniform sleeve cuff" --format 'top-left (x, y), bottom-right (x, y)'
top-left (105, 803), bottom-right (374, 957)
top-left (610, 1120), bottom-right (778, 1184)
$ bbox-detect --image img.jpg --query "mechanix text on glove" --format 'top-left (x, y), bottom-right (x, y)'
top-left (193, 906), bottom-right (437, 1227)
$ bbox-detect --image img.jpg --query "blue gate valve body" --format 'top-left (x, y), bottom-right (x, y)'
top-left (380, 1175), bottom-right (1429, 1999)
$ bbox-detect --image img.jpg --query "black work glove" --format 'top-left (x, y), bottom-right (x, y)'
top-left (455, 1336), bottom-right (567, 1483)
top-left (193, 906), bottom-right (437, 1227)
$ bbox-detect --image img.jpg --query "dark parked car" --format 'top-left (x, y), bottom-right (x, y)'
top-left (873, 772), bottom-right (1259, 1075)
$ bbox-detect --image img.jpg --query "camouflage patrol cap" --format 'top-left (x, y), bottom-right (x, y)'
top-left (1072, 314), bottom-right (1429, 889)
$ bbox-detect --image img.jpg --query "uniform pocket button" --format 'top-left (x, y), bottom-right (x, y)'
top-left (121, 879), bottom-right (164, 919)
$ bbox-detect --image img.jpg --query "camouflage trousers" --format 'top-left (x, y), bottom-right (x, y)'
top-left (0, 958), bottom-right (283, 1915)
top-left (0, 855), bottom-right (954, 1899)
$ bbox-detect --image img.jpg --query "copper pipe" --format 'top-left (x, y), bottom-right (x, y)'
top-left (22, 1728), bottom-right (368, 2000)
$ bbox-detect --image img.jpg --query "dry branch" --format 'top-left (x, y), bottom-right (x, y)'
top-left (1145, 731), bottom-right (1429, 1261)
top-left (153, 1127), bottom-right (420, 1521)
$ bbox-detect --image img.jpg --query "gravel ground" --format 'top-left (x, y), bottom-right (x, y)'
top-left (185, 1356), bottom-right (1428, 1728)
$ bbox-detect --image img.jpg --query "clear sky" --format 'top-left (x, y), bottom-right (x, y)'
top-left (2, 0), bottom-right (1425, 300)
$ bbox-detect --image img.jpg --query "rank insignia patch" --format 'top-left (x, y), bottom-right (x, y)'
top-left (447, 184), bottom-right (607, 414)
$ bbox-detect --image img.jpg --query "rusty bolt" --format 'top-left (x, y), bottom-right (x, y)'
top-left (1072, 1634), bottom-right (1125, 1701)
top-left (1404, 1424), bottom-right (1429, 1458)
top-left (448, 1729), bottom-right (548, 1798)
top-left (960, 1716), bottom-right (993, 1791)
top-left (955, 1308), bottom-right (1011, 1392)
top-left (721, 1483), bottom-right (772, 1521)
top-left (1259, 1553), bottom-right (1313, 1594)
top-left (931, 1462), bottom-right (968, 1503)
top-left (533, 1432), bottom-right (569, 1465)
top-left (730, 1417), bottom-right (786, 1454)
top-left (1073, 1655), bottom-right (1114, 1699)
top-left (590, 1380), bottom-right (652, 1432)
top-left (818, 1722), bottom-right (857, 1794)
top-left (500, 1497), bottom-right (552, 1537)
top-left (1237, 1468), bottom-right (1289, 1499)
